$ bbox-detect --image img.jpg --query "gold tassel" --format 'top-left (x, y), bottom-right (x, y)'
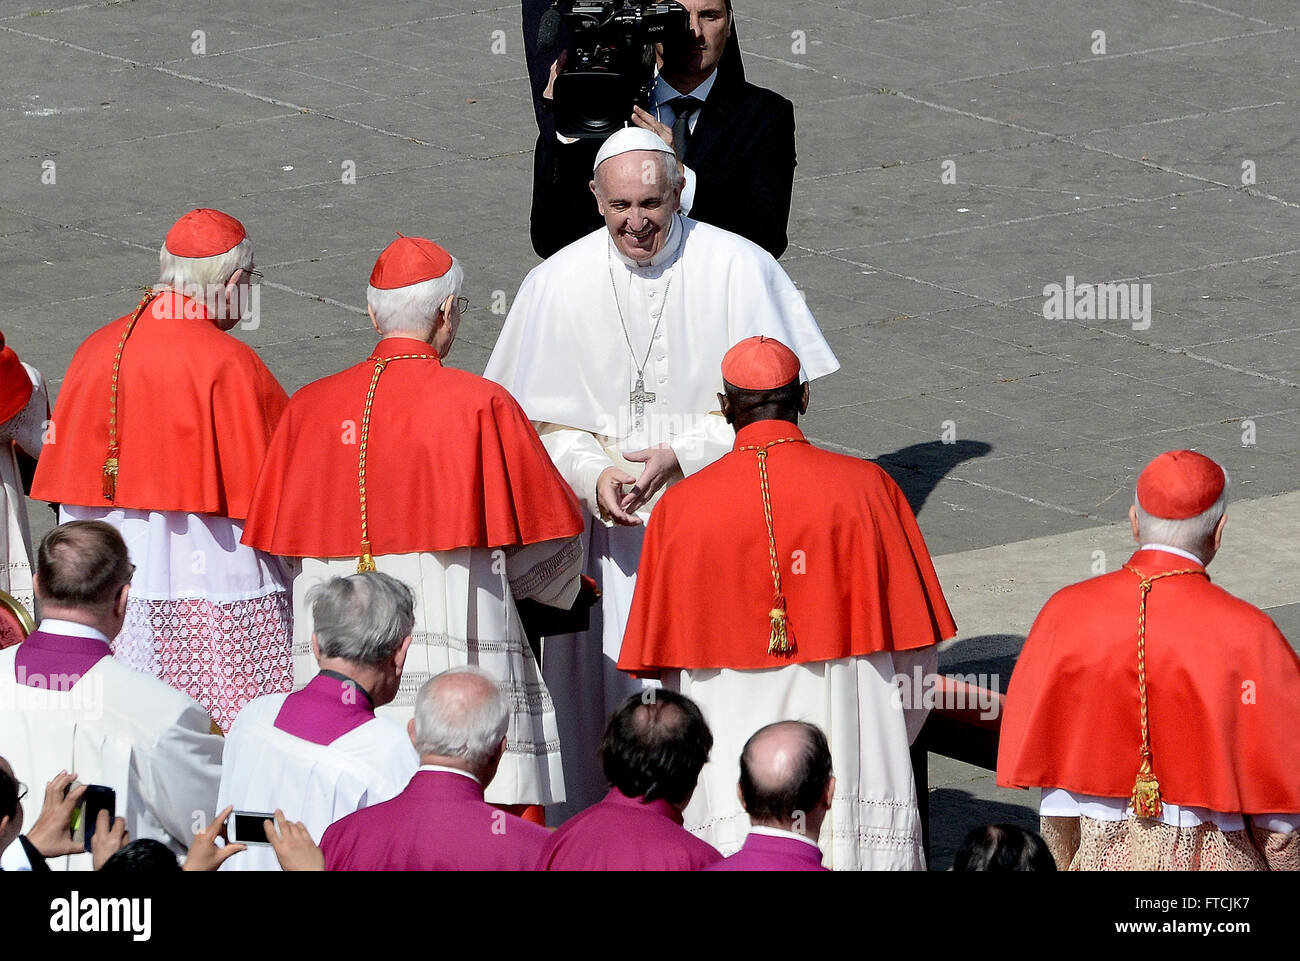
top-left (767, 595), bottom-right (795, 655)
top-left (357, 540), bottom-right (376, 573)
top-left (102, 454), bottom-right (119, 501)
top-left (1122, 563), bottom-right (1203, 821)
top-left (1131, 751), bottom-right (1162, 819)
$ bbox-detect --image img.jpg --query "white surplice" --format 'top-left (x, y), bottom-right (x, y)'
top-left (667, 646), bottom-right (937, 871)
top-left (485, 215), bottom-right (840, 821)
top-left (289, 536), bottom-right (582, 808)
top-left (0, 633), bottom-right (223, 871)
top-left (58, 506), bottom-right (293, 733)
top-left (216, 692), bottom-right (417, 871)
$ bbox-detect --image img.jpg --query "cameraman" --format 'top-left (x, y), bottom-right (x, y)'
top-left (527, 0), bottom-right (795, 259)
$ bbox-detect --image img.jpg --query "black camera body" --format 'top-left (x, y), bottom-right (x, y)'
top-left (548, 0), bottom-right (689, 139)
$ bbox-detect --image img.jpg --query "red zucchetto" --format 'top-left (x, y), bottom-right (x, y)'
top-left (1136, 450), bottom-right (1226, 519)
top-left (368, 235), bottom-right (453, 290)
top-left (721, 336), bottom-right (801, 390)
top-left (163, 208), bottom-right (247, 258)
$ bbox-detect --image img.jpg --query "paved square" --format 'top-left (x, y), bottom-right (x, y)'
top-left (4, 0), bottom-right (1296, 868)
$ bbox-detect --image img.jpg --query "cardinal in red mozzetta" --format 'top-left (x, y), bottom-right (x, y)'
top-left (32, 208), bottom-right (291, 731)
top-left (618, 335), bottom-right (956, 869)
top-left (240, 233), bottom-right (586, 819)
top-left (998, 449), bottom-right (1300, 870)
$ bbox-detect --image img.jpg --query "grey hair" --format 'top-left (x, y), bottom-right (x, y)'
top-left (366, 255), bottom-right (464, 338)
top-left (594, 149), bottom-right (684, 197)
top-left (1134, 472), bottom-right (1229, 560)
top-left (412, 666), bottom-right (509, 767)
top-left (307, 572), bottom-right (415, 665)
top-left (158, 236), bottom-right (253, 290)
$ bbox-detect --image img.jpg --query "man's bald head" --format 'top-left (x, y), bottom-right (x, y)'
top-left (600, 690), bottom-right (712, 806)
top-left (739, 721), bottom-right (833, 831)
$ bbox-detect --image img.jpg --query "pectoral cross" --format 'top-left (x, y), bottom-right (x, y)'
top-left (630, 376), bottom-right (657, 428)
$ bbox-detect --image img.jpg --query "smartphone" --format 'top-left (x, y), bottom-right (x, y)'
top-left (229, 811), bottom-right (275, 846)
top-left (69, 785), bottom-right (116, 852)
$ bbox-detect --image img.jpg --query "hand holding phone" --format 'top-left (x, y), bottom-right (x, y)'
top-left (181, 805), bottom-right (246, 872)
top-left (69, 785), bottom-right (115, 853)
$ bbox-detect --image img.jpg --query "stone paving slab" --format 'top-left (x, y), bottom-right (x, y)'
top-left (4, 0), bottom-right (1298, 866)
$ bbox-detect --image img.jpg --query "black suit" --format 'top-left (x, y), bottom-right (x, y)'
top-left (528, 69), bottom-right (795, 259)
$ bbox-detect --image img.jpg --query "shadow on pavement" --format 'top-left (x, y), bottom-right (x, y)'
top-left (875, 439), bottom-right (993, 515)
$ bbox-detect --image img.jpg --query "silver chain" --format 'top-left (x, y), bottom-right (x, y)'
top-left (607, 238), bottom-right (674, 384)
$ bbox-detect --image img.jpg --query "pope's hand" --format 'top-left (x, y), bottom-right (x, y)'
top-left (620, 445), bottom-right (681, 515)
top-left (631, 105), bottom-right (674, 150)
top-left (597, 467), bottom-right (642, 526)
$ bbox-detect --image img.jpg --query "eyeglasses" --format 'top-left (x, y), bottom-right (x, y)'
top-left (17, 782), bottom-right (27, 802)
top-left (454, 296), bottom-right (468, 314)
top-left (244, 267), bottom-right (264, 282)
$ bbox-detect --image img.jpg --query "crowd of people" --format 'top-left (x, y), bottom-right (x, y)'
top-left (1, 0), bottom-right (1297, 873)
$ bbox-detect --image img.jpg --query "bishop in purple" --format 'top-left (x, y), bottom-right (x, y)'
top-left (538, 690), bottom-right (721, 871)
top-left (703, 720), bottom-right (834, 871)
top-left (322, 666), bottom-right (549, 870)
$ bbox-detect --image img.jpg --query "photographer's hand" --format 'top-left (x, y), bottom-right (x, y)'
top-left (24, 771), bottom-right (86, 859)
top-left (543, 50), bottom-right (568, 101)
top-left (631, 105), bottom-right (674, 151)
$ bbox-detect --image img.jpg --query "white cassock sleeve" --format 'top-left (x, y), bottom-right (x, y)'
top-left (505, 535), bottom-right (584, 609)
top-left (537, 424), bottom-right (616, 522)
top-left (138, 706), bottom-right (224, 848)
top-left (892, 645), bottom-right (939, 745)
top-left (679, 166), bottom-right (696, 216)
top-left (668, 410), bottom-right (733, 478)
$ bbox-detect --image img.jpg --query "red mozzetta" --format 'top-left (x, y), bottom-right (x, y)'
top-left (32, 291), bottom-right (287, 519)
top-left (619, 420), bottom-right (956, 674)
top-left (241, 337), bottom-right (584, 558)
top-left (998, 548), bottom-right (1300, 815)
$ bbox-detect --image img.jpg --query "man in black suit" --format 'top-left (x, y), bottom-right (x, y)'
top-left (528, 0), bottom-right (795, 259)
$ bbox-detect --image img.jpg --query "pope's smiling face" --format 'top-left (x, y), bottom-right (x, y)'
top-left (591, 151), bottom-right (683, 263)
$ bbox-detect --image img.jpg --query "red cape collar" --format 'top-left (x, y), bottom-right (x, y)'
top-left (731, 419), bottom-right (808, 451)
top-left (1124, 548), bottom-right (1209, 580)
top-left (369, 336), bottom-right (441, 363)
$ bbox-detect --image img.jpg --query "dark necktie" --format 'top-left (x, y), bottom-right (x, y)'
top-left (664, 95), bottom-right (703, 160)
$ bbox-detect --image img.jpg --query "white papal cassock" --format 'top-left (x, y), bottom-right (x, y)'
top-left (0, 629), bottom-right (223, 871)
top-left (485, 214), bottom-right (839, 820)
top-left (289, 538), bottom-right (582, 807)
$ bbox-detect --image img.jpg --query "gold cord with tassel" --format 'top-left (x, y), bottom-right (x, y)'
top-left (736, 437), bottom-right (800, 656)
top-left (102, 289), bottom-right (157, 501)
top-left (1123, 563), bottom-right (1207, 819)
top-left (355, 352), bottom-right (437, 572)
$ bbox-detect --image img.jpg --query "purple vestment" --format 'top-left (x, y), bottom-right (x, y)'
top-left (320, 769), bottom-right (549, 870)
top-left (14, 630), bottom-right (110, 689)
top-left (273, 672), bottom-right (374, 745)
top-left (704, 831), bottom-right (829, 871)
top-left (537, 788), bottom-right (722, 871)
